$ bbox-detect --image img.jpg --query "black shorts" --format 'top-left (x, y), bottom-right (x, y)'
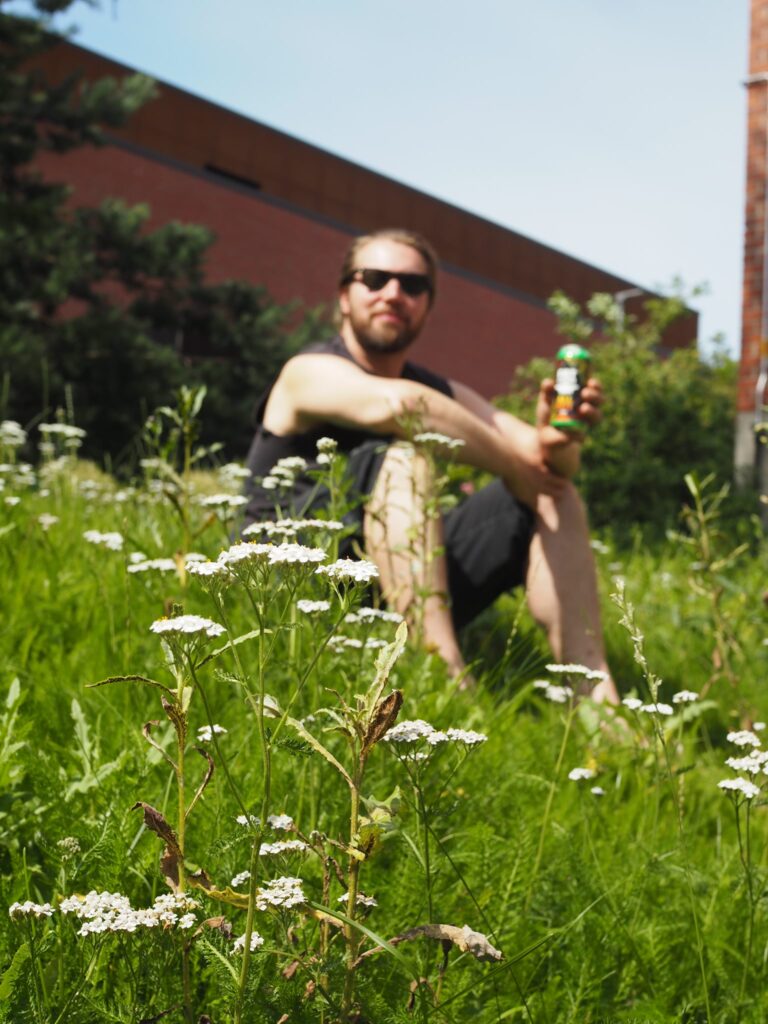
top-left (337, 440), bottom-right (536, 631)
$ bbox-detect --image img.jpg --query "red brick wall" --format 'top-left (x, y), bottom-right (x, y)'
top-left (740, 0), bottom-right (768, 412)
top-left (36, 143), bottom-right (559, 397)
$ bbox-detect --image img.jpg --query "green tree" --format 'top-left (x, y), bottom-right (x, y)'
top-left (498, 288), bottom-right (742, 538)
top-left (0, 0), bottom-right (321, 463)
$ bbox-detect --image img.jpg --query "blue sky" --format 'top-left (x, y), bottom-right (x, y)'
top-left (22, 0), bottom-right (750, 357)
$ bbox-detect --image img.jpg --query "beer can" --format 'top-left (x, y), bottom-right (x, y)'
top-left (550, 344), bottom-right (591, 430)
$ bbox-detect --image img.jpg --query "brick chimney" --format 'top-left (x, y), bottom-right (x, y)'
top-left (737, 0), bottom-right (768, 487)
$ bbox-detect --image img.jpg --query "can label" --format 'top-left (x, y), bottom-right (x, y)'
top-left (550, 344), bottom-right (590, 430)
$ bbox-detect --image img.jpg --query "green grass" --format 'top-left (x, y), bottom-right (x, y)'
top-left (1, 453), bottom-right (768, 1023)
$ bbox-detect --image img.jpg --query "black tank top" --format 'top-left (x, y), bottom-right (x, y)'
top-left (243, 334), bottom-right (453, 520)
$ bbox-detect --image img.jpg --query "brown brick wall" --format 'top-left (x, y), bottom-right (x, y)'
top-left (26, 39), bottom-right (697, 366)
top-left (740, 0), bottom-right (768, 412)
top-left (36, 144), bottom-right (558, 397)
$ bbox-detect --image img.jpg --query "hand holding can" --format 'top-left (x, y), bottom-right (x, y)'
top-left (549, 343), bottom-right (591, 431)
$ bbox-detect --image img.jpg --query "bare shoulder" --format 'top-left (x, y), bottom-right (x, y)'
top-left (264, 353), bottom-right (396, 434)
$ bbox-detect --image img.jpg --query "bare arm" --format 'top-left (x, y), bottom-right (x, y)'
top-left (263, 354), bottom-right (565, 504)
top-left (450, 378), bottom-right (603, 481)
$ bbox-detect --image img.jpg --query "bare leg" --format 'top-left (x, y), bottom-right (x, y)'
top-left (363, 444), bottom-right (467, 678)
top-left (525, 483), bottom-right (619, 704)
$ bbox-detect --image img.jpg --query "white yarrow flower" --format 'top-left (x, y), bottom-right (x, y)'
top-left (445, 728), bottom-right (487, 745)
top-left (197, 724), bottom-right (227, 743)
top-left (231, 930), bottom-right (265, 954)
top-left (268, 813), bottom-right (294, 831)
top-left (9, 901), bottom-right (54, 919)
top-left (150, 615), bottom-right (225, 638)
top-left (622, 697), bottom-right (643, 711)
top-left (267, 543), bottom-right (327, 566)
top-left (337, 891), bottom-right (378, 908)
top-left (639, 703), bottom-right (674, 716)
top-left (128, 558), bottom-right (178, 574)
top-left (297, 599), bottom-right (331, 614)
top-left (672, 690), bottom-right (699, 704)
top-left (568, 767), bottom-right (596, 781)
top-left (725, 754), bottom-right (768, 775)
top-left (727, 730), bottom-right (762, 748)
top-left (254, 876), bottom-right (306, 911)
top-left (316, 558), bottom-right (379, 583)
top-left (718, 778), bottom-right (760, 800)
top-left (259, 839), bottom-right (308, 856)
top-left (83, 530), bottom-right (124, 551)
top-left (533, 680), bottom-right (574, 703)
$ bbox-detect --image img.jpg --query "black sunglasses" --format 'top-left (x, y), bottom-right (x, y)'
top-left (342, 268), bottom-right (432, 298)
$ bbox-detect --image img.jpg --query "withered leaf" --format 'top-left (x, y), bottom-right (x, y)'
top-left (131, 802), bottom-right (182, 891)
top-left (362, 690), bottom-right (403, 754)
top-left (303, 979), bottom-right (316, 1000)
top-left (161, 695), bottom-right (186, 738)
top-left (189, 868), bottom-right (214, 890)
top-left (202, 916), bottom-right (232, 938)
top-left (282, 959), bottom-right (300, 981)
top-left (355, 922), bottom-right (502, 965)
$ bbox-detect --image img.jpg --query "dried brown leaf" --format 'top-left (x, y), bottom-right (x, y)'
top-left (131, 802), bottom-right (182, 891)
top-left (355, 922), bottom-right (502, 965)
top-left (362, 689), bottom-right (403, 755)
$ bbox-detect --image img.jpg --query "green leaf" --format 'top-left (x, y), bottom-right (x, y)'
top-left (0, 941), bottom-right (30, 1004)
top-left (287, 716), bottom-right (353, 788)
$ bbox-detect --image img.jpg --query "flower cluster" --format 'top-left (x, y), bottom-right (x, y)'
top-left (385, 718), bottom-right (487, 750)
top-left (345, 607), bottom-right (404, 625)
top-left (197, 723), bottom-right (227, 743)
top-left (337, 891), bottom-right (377, 908)
top-left (58, 890), bottom-right (198, 935)
top-left (83, 530), bottom-right (124, 551)
top-left (568, 767), bottom-right (596, 782)
top-left (9, 900), bottom-right (54, 920)
top-left (718, 778), bottom-right (760, 800)
top-left (235, 813), bottom-right (294, 831)
top-left (199, 493), bottom-right (249, 509)
top-left (719, 730), bottom-right (768, 802)
top-left (231, 930), bottom-right (265, 954)
top-left (297, 599), bottom-right (331, 614)
top-left (254, 876), bottom-right (306, 911)
top-left (128, 557), bottom-right (178, 575)
top-left (0, 420), bottom-right (26, 448)
top-left (316, 436), bottom-right (338, 465)
top-left (316, 558), bottom-right (379, 584)
top-left (243, 517), bottom-right (344, 540)
top-left (727, 730), bottom-right (762, 748)
top-left (546, 663), bottom-right (608, 682)
top-left (533, 679), bottom-right (574, 704)
top-left (150, 615), bottom-right (226, 638)
top-left (260, 456), bottom-right (308, 491)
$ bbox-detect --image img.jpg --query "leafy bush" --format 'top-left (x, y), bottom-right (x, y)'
top-left (498, 289), bottom-right (747, 538)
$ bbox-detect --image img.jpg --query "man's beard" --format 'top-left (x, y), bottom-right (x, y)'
top-left (347, 310), bottom-right (420, 355)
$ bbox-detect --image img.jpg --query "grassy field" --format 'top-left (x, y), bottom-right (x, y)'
top-left (1, 425), bottom-right (767, 1024)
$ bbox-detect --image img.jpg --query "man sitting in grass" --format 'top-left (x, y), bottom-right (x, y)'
top-left (243, 228), bottom-right (618, 704)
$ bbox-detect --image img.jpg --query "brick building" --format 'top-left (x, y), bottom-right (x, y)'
top-left (738, 0), bottom-right (768, 488)
top-left (29, 39), bottom-right (696, 400)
